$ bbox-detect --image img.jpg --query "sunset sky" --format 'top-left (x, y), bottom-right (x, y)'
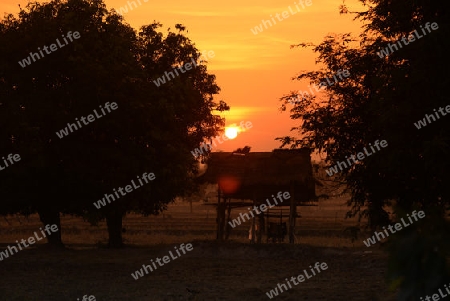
top-left (1, 0), bottom-right (365, 154)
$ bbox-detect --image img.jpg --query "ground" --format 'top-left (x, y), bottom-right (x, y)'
top-left (0, 196), bottom-right (397, 301)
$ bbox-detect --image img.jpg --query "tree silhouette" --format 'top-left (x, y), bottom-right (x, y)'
top-left (232, 146), bottom-right (251, 154)
top-left (0, 0), bottom-right (228, 247)
top-left (278, 0), bottom-right (449, 298)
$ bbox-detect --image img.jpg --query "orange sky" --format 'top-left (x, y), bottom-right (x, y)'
top-left (1, 0), bottom-right (365, 154)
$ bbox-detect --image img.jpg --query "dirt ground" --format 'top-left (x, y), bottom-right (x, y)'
top-left (0, 241), bottom-right (396, 301)
top-left (0, 199), bottom-right (398, 301)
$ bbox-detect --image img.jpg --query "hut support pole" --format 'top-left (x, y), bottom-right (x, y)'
top-left (251, 198), bottom-right (256, 243)
top-left (216, 188), bottom-right (220, 240)
top-left (216, 188), bottom-right (224, 240)
top-left (257, 211), bottom-right (263, 244)
top-left (289, 183), bottom-right (296, 244)
top-left (225, 199), bottom-right (232, 240)
top-left (220, 199), bottom-right (226, 240)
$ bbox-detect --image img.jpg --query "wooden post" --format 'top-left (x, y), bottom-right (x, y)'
top-left (289, 182), bottom-right (296, 244)
top-left (225, 199), bottom-right (232, 240)
top-left (216, 188), bottom-right (221, 240)
top-left (264, 208), bottom-right (268, 238)
top-left (219, 199), bottom-right (226, 240)
top-left (257, 210), bottom-right (263, 244)
top-left (251, 198), bottom-right (256, 243)
top-left (280, 208), bottom-right (284, 243)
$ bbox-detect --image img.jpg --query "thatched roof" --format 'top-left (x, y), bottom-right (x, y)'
top-left (199, 148), bottom-right (316, 204)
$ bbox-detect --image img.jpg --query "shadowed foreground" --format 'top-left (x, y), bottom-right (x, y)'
top-left (0, 241), bottom-right (395, 301)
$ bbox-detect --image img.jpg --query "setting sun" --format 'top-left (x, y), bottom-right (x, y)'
top-left (225, 127), bottom-right (238, 139)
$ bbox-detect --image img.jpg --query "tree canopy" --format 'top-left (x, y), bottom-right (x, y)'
top-left (0, 0), bottom-right (228, 247)
top-left (278, 0), bottom-right (449, 298)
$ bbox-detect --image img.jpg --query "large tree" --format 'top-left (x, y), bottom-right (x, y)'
top-left (278, 0), bottom-right (449, 298)
top-left (0, 0), bottom-right (228, 247)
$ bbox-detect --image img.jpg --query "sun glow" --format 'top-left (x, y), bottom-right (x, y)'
top-left (225, 127), bottom-right (238, 139)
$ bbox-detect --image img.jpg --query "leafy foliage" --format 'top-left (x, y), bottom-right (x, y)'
top-left (278, 0), bottom-right (449, 298)
top-left (0, 0), bottom-right (228, 246)
top-left (278, 0), bottom-right (449, 226)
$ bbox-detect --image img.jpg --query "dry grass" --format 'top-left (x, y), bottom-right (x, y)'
top-left (0, 195), bottom-right (397, 301)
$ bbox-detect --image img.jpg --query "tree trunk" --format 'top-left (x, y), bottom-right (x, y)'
top-left (37, 207), bottom-right (64, 247)
top-left (106, 209), bottom-right (124, 248)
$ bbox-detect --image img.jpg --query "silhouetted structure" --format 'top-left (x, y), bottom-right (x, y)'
top-left (199, 148), bottom-right (316, 243)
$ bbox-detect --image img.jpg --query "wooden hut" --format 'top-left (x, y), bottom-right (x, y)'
top-left (199, 148), bottom-right (316, 243)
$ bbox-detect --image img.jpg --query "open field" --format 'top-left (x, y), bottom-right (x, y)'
top-left (0, 195), bottom-right (397, 301)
